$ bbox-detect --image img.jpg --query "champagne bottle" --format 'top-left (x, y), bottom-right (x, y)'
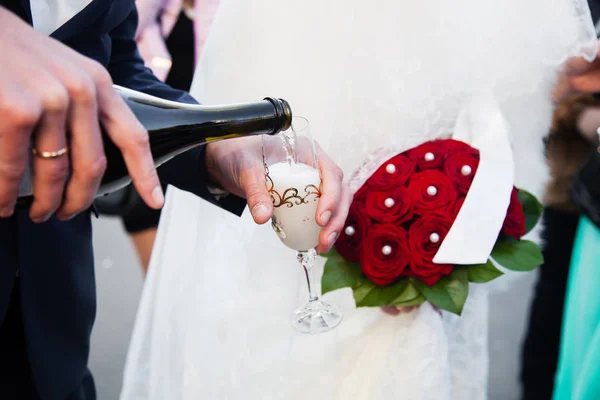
top-left (17, 85), bottom-right (292, 201)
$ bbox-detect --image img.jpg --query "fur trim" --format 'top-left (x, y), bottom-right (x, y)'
top-left (544, 94), bottom-right (598, 212)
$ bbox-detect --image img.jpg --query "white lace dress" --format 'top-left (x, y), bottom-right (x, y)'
top-left (120, 1), bottom-right (597, 399)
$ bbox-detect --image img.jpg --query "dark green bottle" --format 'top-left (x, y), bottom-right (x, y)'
top-left (17, 86), bottom-right (292, 201)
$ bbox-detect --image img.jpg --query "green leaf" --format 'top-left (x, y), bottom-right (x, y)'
top-left (355, 279), bottom-right (422, 307)
top-left (491, 239), bottom-right (544, 272)
top-left (352, 278), bottom-right (375, 305)
top-left (518, 189), bottom-right (543, 235)
top-left (467, 259), bottom-right (504, 283)
top-left (321, 249), bottom-right (364, 295)
top-left (393, 294), bottom-right (427, 308)
top-left (321, 250), bottom-right (425, 308)
top-left (412, 269), bottom-right (469, 315)
top-left (391, 281), bottom-right (423, 306)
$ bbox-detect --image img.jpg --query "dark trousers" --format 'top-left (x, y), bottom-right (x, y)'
top-left (0, 281), bottom-right (96, 400)
top-left (520, 207), bottom-right (581, 400)
top-left (164, 11), bottom-right (195, 92)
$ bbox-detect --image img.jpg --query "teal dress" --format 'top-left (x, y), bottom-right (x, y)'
top-left (554, 217), bottom-right (600, 400)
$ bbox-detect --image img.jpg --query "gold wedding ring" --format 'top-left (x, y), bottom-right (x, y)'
top-left (32, 146), bottom-right (69, 159)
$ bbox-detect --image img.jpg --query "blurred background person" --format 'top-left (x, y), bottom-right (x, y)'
top-left (551, 99), bottom-right (600, 399)
top-left (550, 22), bottom-right (600, 398)
top-left (94, 0), bottom-right (221, 273)
top-left (520, 93), bottom-right (600, 400)
top-left (520, 3), bottom-right (600, 398)
top-left (136, 0), bottom-right (220, 88)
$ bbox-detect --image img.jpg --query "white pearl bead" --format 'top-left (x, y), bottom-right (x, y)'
top-left (384, 198), bottom-right (395, 208)
top-left (430, 233), bottom-right (440, 243)
top-left (427, 186), bottom-right (438, 196)
top-left (382, 245), bottom-right (392, 256)
top-left (424, 152), bottom-right (435, 162)
top-left (461, 165), bottom-right (472, 176)
top-left (386, 163), bottom-right (396, 174)
top-left (345, 226), bottom-right (356, 236)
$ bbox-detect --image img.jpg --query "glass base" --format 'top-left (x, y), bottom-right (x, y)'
top-left (291, 299), bottom-right (343, 334)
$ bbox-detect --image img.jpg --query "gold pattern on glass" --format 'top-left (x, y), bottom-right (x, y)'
top-left (264, 162), bottom-right (322, 209)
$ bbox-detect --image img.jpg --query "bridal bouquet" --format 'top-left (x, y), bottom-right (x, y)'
top-left (322, 139), bottom-right (543, 315)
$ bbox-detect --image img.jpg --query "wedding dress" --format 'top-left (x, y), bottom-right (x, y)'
top-left (120, 1), bottom-right (597, 399)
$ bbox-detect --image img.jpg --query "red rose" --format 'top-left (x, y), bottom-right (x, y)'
top-left (443, 139), bottom-right (479, 157)
top-left (407, 213), bottom-right (455, 286)
top-left (368, 155), bottom-right (417, 189)
top-left (501, 187), bottom-right (526, 240)
top-left (354, 183), bottom-right (369, 203)
top-left (444, 151), bottom-right (480, 195)
top-left (407, 170), bottom-right (458, 216)
top-left (360, 224), bottom-right (410, 286)
top-left (336, 202), bottom-right (371, 262)
top-left (408, 140), bottom-right (446, 170)
top-left (364, 187), bottom-right (412, 224)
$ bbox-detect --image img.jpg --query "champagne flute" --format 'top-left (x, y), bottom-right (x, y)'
top-left (263, 117), bottom-right (343, 334)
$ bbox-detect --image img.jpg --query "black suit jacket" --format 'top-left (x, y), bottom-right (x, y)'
top-left (0, 1), bottom-right (244, 398)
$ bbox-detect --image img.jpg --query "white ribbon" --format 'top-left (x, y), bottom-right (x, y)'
top-left (433, 94), bottom-right (514, 265)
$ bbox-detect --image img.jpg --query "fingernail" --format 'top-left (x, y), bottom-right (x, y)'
top-left (0, 208), bottom-right (14, 218)
top-left (152, 186), bottom-right (165, 207)
top-left (252, 204), bottom-right (270, 221)
top-left (320, 211), bottom-right (332, 226)
top-left (57, 213), bottom-right (75, 221)
top-left (328, 231), bottom-right (339, 246)
top-left (31, 214), bottom-right (51, 224)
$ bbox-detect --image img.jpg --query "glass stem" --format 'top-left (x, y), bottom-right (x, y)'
top-left (298, 249), bottom-right (319, 303)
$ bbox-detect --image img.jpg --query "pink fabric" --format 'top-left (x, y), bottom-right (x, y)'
top-left (135, 0), bottom-right (183, 81)
top-left (135, 0), bottom-right (220, 81)
top-left (137, 23), bottom-right (172, 81)
top-left (193, 0), bottom-right (220, 62)
top-left (136, 0), bottom-right (183, 37)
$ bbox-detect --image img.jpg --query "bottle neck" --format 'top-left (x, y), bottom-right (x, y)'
top-left (121, 98), bottom-right (292, 139)
top-left (115, 85), bottom-right (293, 136)
top-left (264, 97), bottom-right (293, 133)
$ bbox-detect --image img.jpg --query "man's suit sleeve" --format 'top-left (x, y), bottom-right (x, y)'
top-left (106, 6), bottom-right (246, 216)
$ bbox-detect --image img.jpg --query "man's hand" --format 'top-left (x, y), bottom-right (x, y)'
top-left (205, 137), bottom-right (352, 254)
top-left (0, 7), bottom-right (164, 222)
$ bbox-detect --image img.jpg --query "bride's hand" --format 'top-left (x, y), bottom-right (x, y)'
top-left (205, 137), bottom-right (352, 253)
top-left (381, 304), bottom-right (438, 316)
top-left (381, 306), bottom-right (418, 316)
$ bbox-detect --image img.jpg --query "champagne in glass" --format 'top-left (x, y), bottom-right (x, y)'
top-left (267, 162), bottom-right (322, 251)
top-left (264, 117), bottom-right (343, 334)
